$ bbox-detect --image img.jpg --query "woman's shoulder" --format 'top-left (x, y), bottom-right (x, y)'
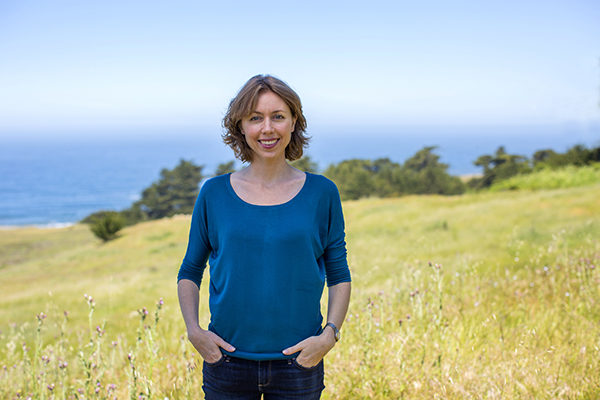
top-left (199, 173), bottom-right (230, 197)
top-left (305, 172), bottom-right (341, 196)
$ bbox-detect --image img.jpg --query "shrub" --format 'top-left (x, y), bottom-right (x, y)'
top-left (90, 211), bottom-right (124, 242)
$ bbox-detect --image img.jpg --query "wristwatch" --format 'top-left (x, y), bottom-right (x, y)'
top-left (324, 322), bottom-right (340, 342)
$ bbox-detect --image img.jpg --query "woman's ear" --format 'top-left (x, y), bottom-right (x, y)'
top-left (291, 117), bottom-right (297, 133)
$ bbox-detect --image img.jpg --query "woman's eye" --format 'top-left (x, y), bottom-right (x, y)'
top-left (273, 114), bottom-right (284, 120)
top-left (249, 116), bottom-right (261, 122)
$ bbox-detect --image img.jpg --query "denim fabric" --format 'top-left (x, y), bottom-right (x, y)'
top-left (202, 355), bottom-right (325, 399)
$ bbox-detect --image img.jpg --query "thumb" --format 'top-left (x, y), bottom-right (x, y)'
top-left (215, 336), bottom-right (236, 352)
top-left (282, 339), bottom-right (306, 355)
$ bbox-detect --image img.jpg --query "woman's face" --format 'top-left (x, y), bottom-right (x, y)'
top-left (240, 90), bottom-right (296, 163)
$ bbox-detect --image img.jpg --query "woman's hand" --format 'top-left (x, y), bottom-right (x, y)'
top-left (282, 328), bottom-right (336, 368)
top-left (187, 326), bottom-right (235, 363)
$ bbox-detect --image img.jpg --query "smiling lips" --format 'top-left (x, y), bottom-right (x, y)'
top-left (259, 138), bottom-right (279, 149)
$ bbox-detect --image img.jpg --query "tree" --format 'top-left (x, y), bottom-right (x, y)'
top-left (90, 211), bottom-right (124, 242)
top-left (291, 155), bottom-right (319, 173)
top-left (470, 146), bottom-right (531, 189)
top-left (324, 159), bottom-right (376, 200)
top-left (402, 147), bottom-right (465, 195)
top-left (324, 148), bottom-right (464, 200)
top-left (215, 160), bottom-right (236, 176)
top-left (129, 159), bottom-right (204, 220)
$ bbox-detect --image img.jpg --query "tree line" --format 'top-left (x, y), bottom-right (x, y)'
top-left (83, 143), bottom-right (599, 241)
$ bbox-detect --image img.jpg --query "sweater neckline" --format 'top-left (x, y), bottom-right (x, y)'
top-left (225, 172), bottom-right (310, 208)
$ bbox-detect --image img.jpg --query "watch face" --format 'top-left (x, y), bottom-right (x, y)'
top-left (334, 331), bottom-right (341, 341)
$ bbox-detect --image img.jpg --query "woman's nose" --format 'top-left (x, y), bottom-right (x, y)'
top-left (262, 118), bottom-right (273, 132)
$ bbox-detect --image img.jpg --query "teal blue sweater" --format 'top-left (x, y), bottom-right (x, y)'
top-left (177, 172), bottom-right (351, 360)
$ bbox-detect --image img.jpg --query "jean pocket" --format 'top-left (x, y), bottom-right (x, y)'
top-left (291, 357), bottom-right (322, 371)
top-left (203, 354), bottom-right (226, 367)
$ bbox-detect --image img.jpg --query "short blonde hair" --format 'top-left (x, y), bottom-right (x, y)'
top-left (222, 75), bottom-right (309, 163)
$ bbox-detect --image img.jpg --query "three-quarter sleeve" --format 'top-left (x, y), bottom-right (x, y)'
top-left (177, 190), bottom-right (211, 288)
top-left (323, 184), bottom-right (351, 286)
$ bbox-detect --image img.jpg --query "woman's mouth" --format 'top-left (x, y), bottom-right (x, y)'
top-left (259, 138), bottom-right (279, 149)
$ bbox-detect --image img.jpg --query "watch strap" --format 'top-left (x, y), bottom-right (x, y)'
top-left (325, 322), bottom-right (340, 342)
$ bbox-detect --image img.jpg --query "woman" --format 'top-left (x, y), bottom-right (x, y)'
top-left (177, 74), bottom-right (351, 399)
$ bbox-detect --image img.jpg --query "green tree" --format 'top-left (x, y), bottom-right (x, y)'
top-left (324, 159), bottom-right (376, 200)
top-left (402, 147), bottom-right (465, 195)
top-left (89, 211), bottom-right (124, 242)
top-left (291, 155), bottom-right (319, 173)
top-left (129, 159), bottom-right (204, 220)
top-left (471, 146), bottom-right (531, 189)
top-left (370, 158), bottom-right (405, 197)
top-left (324, 148), bottom-right (464, 200)
top-left (215, 160), bottom-right (236, 176)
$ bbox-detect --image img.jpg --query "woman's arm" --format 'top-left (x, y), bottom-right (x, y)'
top-left (178, 279), bottom-right (235, 363)
top-left (282, 281), bottom-right (351, 366)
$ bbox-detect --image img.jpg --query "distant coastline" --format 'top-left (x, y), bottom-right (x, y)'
top-left (1, 123), bottom-right (598, 227)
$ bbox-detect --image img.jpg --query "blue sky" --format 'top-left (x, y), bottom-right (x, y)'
top-left (0, 0), bottom-right (599, 135)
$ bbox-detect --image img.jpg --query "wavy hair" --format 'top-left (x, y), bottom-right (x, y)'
top-left (222, 75), bottom-right (309, 163)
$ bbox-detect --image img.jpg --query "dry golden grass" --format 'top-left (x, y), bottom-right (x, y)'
top-left (1, 183), bottom-right (599, 399)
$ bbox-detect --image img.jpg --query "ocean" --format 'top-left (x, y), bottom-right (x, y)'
top-left (1, 123), bottom-right (598, 227)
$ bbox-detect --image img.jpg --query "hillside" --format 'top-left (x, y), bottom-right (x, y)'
top-left (1, 184), bottom-right (599, 399)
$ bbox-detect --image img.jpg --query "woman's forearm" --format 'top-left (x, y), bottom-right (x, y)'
top-left (177, 279), bottom-right (201, 332)
top-left (326, 281), bottom-right (351, 330)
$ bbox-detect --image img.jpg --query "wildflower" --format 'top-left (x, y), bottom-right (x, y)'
top-left (112, 341), bottom-right (118, 347)
top-left (398, 319), bottom-right (402, 327)
top-left (128, 352), bottom-right (134, 361)
top-left (84, 294), bottom-right (96, 307)
top-left (47, 384), bottom-right (55, 391)
top-left (406, 314), bottom-right (411, 320)
top-left (96, 325), bottom-right (105, 337)
top-left (78, 388), bottom-right (84, 394)
top-left (108, 384), bottom-right (117, 391)
top-left (59, 361), bottom-right (68, 369)
top-left (37, 312), bottom-right (47, 322)
top-left (138, 307), bottom-right (149, 321)
top-left (565, 292), bottom-right (570, 297)
top-left (157, 298), bottom-right (164, 307)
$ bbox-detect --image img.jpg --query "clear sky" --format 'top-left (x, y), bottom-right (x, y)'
top-left (1, 0), bottom-right (599, 135)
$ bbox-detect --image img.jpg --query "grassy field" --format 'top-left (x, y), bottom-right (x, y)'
top-left (489, 163), bottom-right (600, 192)
top-left (1, 183), bottom-right (599, 399)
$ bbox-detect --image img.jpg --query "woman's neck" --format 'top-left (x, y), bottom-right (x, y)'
top-left (241, 158), bottom-right (298, 185)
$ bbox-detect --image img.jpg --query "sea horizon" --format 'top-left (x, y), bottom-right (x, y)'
top-left (1, 123), bottom-right (598, 227)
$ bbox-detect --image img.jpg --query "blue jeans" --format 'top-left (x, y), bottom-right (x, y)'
top-left (202, 354), bottom-right (325, 399)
